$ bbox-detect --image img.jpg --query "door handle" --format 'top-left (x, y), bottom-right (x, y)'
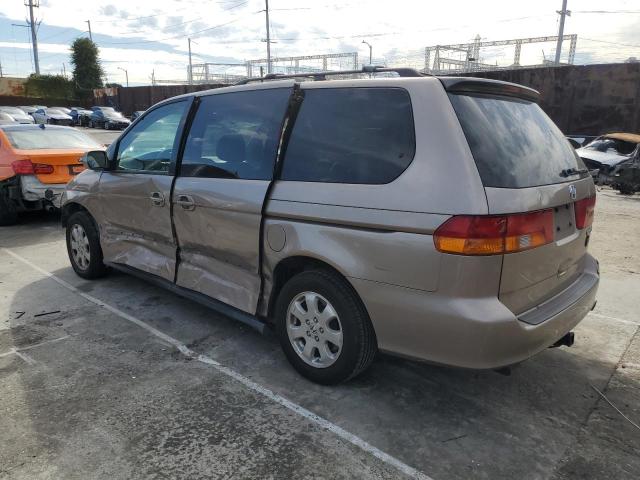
top-left (176, 194), bottom-right (196, 211)
top-left (150, 191), bottom-right (165, 207)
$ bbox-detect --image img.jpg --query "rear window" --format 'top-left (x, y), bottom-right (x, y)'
top-left (281, 87), bottom-right (415, 184)
top-left (449, 93), bottom-right (582, 188)
top-left (3, 128), bottom-right (100, 150)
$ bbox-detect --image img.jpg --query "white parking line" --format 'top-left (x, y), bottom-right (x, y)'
top-left (2, 247), bottom-right (433, 480)
top-left (15, 351), bottom-right (37, 365)
top-left (0, 336), bottom-right (71, 359)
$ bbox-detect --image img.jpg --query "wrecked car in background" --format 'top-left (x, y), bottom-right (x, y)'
top-left (611, 156), bottom-right (640, 195)
top-left (576, 133), bottom-right (640, 184)
top-left (566, 135), bottom-right (597, 149)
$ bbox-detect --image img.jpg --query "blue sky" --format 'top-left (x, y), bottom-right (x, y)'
top-left (1, 0), bottom-right (639, 85)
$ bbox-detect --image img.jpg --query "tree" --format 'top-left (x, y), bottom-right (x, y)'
top-left (24, 74), bottom-right (74, 99)
top-left (70, 38), bottom-right (104, 99)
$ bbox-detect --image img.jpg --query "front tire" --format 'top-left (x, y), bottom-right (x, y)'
top-left (275, 269), bottom-right (377, 385)
top-left (66, 211), bottom-right (107, 279)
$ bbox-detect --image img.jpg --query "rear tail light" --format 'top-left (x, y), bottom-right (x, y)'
top-left (11, 159), bottom-right (54, 175)
top-left (574, 195), bottom-right (596, 229)
top-left (11, 159), bottom-right (34, 174)
top-left (434, 210), bottom-right (554, 255)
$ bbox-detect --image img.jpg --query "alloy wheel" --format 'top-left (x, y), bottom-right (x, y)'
top-left (69, 223), bottom-right (90, 270)
top-left (286, 291), bottom-right (343, 368)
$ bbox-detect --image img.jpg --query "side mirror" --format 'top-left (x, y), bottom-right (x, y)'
top-left (82, 150), bottom-right (109, 170)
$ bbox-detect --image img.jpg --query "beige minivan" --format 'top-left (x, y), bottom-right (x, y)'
top-left (61, 67), bottom-right (598, 384)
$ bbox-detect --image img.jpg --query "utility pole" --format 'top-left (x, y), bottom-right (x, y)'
top-left (555, 0), bottom-right (570, 64)
top-left (62, 62), bottom-right (66, 78)
top-left (26, 0), bottom-right (40, 74)
top-left (86, 20), bottom-right (93, 41)
top-left (188, 38), bottom-right (193, 85)
top-left (118, 66), bottom-right (129, 87)
top-left (264, 0), bottom-right (271, 74)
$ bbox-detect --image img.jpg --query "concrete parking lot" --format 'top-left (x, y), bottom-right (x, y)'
top-left (1, 189), bottom-right (639, 480)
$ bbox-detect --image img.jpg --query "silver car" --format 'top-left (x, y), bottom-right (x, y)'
top-left (61, 67), bottom-right (599, 384)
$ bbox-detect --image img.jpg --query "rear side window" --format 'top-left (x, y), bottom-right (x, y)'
top-left (449, 93), bottom-right (582, 188)
top-left (181, 88), bottom-right (291, 180)
top-left (281, 87), bottom-right (415, 184)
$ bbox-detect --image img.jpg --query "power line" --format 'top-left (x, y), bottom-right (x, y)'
top-left (114, 0), bottom-right (249, 36)
top-left (572, 10), bottom-right (640, 14)
top-left (580, 37), bottom-right (640, 49)
top-left (91, 0), bottom-right (249, 24)
top-left (99, 9), bottom-right (261, 45)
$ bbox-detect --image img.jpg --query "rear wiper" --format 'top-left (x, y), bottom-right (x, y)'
top-left (560, 167), bottom-right (589, 178)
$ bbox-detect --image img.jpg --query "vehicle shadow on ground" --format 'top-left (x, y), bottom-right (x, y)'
top-left (0, 210), bottom-right (62, 249)
top-left (3, 267), bottom-right (640, 480)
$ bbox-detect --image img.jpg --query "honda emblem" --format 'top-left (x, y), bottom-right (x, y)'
top-left (568, 184), bottom-right (577, 200)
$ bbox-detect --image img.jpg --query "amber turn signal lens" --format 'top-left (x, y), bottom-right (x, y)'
top-left (434, 210), bottom-right (554, 255)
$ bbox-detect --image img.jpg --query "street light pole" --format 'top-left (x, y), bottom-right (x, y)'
top-left (117, 67), bottom-right (128, 87)
top-left (362, 40), bottom-right (372, 65)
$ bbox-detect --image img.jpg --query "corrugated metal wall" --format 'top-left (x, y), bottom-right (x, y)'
top-left (93, 83), bottom-right (226, 115)
top-left (458, 62), bottom-right (640, 135)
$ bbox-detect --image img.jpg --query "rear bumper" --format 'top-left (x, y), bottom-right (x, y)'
top-left (20, 175), bottom-right (66, 208)
top-left (350, 254), bottom-right (599, 369)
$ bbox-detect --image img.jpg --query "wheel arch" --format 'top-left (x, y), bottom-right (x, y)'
top-left (265, 255), bottom-right (372, 329)
top-left (61, 202), bottom-right (97, 229)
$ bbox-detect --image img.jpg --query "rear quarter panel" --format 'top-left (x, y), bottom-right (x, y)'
top-left (0, 131), bottom-right (17, 181)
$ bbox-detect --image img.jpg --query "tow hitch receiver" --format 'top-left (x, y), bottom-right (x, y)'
top-left (550, 331), bottom-right (575, 348)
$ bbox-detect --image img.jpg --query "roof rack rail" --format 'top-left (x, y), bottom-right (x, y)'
top-left (234, 66), bottom-right (427, 85)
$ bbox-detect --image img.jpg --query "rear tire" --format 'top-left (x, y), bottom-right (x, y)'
top-left (0, 186), bottom-right (18, 226)
top-left (66, 211), bottom-right (107, 279)
top-left (275, 269), bottom-right (377, 384)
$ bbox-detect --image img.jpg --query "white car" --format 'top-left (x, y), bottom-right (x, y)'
top-left (32, 108), bottom-right (73, 126)
top-left (0, 107), bottom-right (35, 124)
top-left (51, 106), bottom-right (72, 115)
top-left (0, 112), bottom-right (18, 125)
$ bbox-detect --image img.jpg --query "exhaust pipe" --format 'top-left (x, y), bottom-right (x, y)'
top-left (550, 331), bottom-right (575, 348)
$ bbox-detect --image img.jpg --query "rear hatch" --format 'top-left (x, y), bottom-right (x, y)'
top-left (15, 149), bottom-right (86, 184)
top-left (443, 78), bottom-right (596, 315)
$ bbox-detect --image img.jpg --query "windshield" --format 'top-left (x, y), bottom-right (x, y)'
top-left (584, 138), bottom-right (636, 156)
top-left (47, 109), bottom-right (66, 115)
top-left (449, 93), bottom-right (583, 188)
top-left (4, 128), bottom-right (101, 150)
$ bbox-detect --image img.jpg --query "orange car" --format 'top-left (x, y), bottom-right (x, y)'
top-left (0, 124), bottom-right (102, 225)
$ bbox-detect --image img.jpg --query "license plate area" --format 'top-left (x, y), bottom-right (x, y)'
top-left (554, 204), bottom-right (575, 241)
